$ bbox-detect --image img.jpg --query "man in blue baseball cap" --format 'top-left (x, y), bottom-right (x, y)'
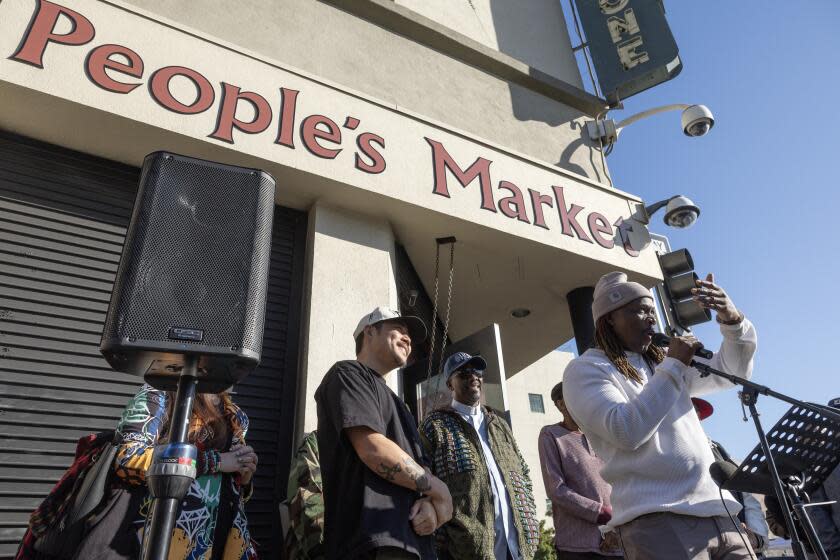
top-left (420, 352), bottom-right (539, 560)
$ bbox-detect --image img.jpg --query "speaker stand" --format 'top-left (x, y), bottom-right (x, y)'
top-left (141, 355), bottom-right (199, 560)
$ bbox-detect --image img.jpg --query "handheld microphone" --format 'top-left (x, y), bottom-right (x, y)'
top-left (651, 333), bottom-right (714, 360)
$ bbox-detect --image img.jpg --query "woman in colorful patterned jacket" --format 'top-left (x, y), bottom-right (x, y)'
top-left (114, 383), bottom-right (258, 559)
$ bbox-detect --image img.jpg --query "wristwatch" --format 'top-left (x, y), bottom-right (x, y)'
top-left (716, 310), bottom-right (744, 325)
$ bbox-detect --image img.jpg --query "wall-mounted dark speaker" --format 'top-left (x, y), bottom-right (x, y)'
top-left (100, 152), bottom-right (276, 392)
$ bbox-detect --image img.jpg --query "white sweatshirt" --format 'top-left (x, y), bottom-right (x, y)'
top-left (563, 319), bottom-right (757, 528)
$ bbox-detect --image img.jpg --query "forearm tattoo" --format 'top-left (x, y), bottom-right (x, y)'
top-left (376, 456), bottom-right (431, 491)
top-left (377, 461), bottom-right (402, 481)
top-left (403, 456), bottom-right (431, 493)
top-left (415, 473), bottom-right (431, 493)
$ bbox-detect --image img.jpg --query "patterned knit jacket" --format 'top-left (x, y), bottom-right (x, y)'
top-left (420, 406), bottom-right (539, 560)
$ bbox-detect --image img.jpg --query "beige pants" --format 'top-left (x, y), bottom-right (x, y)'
top-left (617, 513), bottom-right (755, 560)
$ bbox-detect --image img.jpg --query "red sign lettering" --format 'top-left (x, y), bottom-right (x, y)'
top-left (210, 83), bottom-right (273, 144)
top-left (553, 186), bottom-right (593, 243)
top-left (497, 181), bottom-right (529, 223)
top-left (12, 0), bottom-right (94, 68)
top-left (7, 0), bottom-right (639, 258)
top-left (355, 133), bottom-right (386, 174)
top-left (300, 115), bottom-right (342, 159)
top-left (529, 189), bottom-right (554, 230)
top-left (149, 66), bottom-right (215, 114)
top-left (275, 87), bottom-right (299, 149)
top-left (426, 138), bottom-right (496, 213)
top-left (588, 212), bottom-right (614, 249)
top-left (85, 44), bottom-right (143, 94)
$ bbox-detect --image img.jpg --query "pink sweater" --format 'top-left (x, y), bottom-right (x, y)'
top-left (538, 424), bottom-right (620, 555)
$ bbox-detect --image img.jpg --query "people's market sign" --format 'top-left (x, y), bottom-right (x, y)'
top-left (4, 0), bottom-right (645, 260)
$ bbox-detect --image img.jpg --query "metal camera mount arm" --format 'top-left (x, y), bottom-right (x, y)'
top-left (586, 104), bottom-right (691, 143)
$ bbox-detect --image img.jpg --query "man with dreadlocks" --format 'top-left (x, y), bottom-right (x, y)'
top-left (563, 271), bottom-right (757, 560)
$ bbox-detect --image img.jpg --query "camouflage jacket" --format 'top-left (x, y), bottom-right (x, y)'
top-left (420, 406), bottom-right (539, 560)
top-left (284, 432), bottom-right (324, 560)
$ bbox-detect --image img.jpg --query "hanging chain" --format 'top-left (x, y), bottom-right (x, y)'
top-left (429, 242), bottom-right (456, 411)
top-left (425, 245), bottom-right (441, 384)
top-left (437, 242), bottom-right (455, 376)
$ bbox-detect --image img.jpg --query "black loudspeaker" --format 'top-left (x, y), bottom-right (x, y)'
top-left (100, 152), bottom-right (276, 392)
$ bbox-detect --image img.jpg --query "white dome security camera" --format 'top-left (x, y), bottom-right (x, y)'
top-left (681, 105), bottom-right (714, 137)
top-left (663, 195), bottom-right (700, 228)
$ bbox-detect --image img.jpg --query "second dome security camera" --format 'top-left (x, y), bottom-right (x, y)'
top-left (681, 105), bottom-right (715, 137)
top-left (663, 195), bottom-right (700, 229)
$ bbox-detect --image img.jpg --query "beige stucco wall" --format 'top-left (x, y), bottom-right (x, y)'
top-left (395, 0), bottom-right (582, 87)
top-left (122, 0), bottom-right (608, 182)
top-left (506, 349), bottom-right (574, 522)
top-left (297, 202), bottom-right (401, 435)
top-left (0, 0), bottom-right (660, 387)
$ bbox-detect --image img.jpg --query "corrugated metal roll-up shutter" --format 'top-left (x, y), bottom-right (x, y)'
top-left (0, 131), bottom-right (306, 559)
top-left (232, 205), bottom-right (307, 555)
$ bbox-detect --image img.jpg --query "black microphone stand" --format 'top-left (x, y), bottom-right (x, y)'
top-left (690, 360), bottom-right (840, 560)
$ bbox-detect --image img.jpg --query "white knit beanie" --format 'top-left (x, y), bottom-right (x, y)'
top-left (591, 271), bottom-right (651, 323)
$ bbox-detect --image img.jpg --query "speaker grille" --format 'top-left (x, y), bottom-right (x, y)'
top-left (102, 152), bottom-right (275, 372)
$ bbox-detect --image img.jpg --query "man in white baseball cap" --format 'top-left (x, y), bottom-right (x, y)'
top-left (315, 306), bottom-right (451, 560)
top-left (351, 306), bottom-right (427, 356)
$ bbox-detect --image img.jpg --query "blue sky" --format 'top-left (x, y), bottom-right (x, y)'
top-left (565, 1), bottom-right (840, 460)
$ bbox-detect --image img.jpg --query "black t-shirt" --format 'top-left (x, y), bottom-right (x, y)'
top-left (315, 360), bottom-right (435, 560)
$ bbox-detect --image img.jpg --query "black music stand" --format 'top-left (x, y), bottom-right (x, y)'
top-left (726, 403), bottom-right (840, 496)
top-left (691, 359), bottom-right (840, 560)
top-left (723, 401), bottom-right (840, 560)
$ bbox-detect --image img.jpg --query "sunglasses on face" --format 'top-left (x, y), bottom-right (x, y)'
top-left (455, 367), bottom-right (484, 379)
